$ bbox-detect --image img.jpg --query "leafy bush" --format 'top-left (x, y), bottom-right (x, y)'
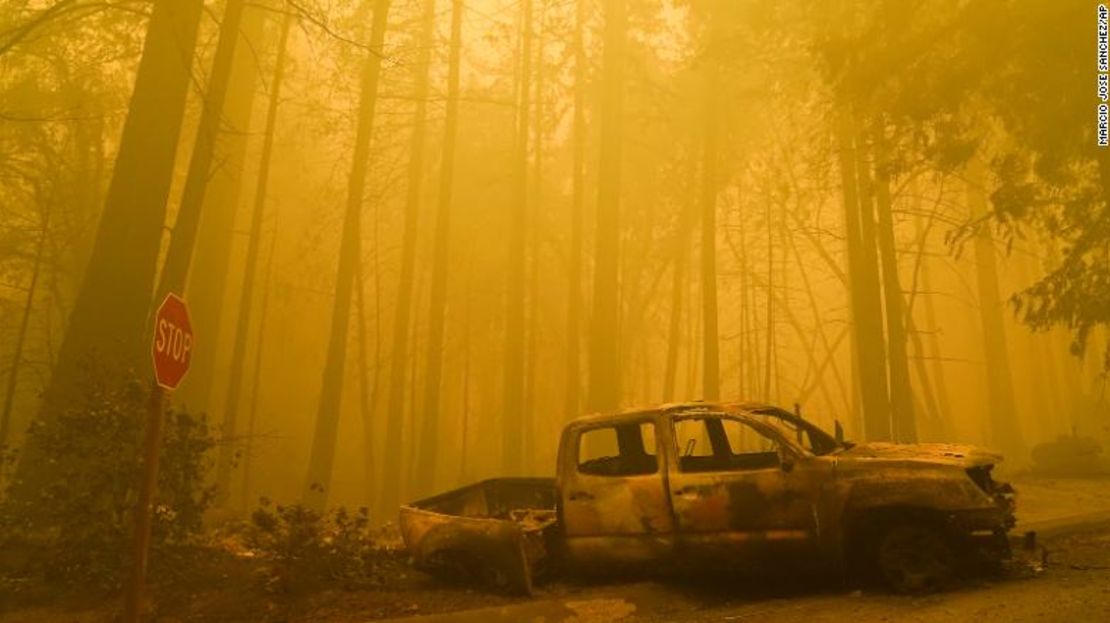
top-left (0, 377), bottom-right (216, 590)
top-left (244, 499), bottom-right (388, 594)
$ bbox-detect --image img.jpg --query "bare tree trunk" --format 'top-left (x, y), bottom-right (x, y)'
top-left (417, 0), bottom-right (463, 497)
top-left (179, 3), bottom-right (267, 413)
top-left (663, 242), bottom-right (687, 403)
top-left (663, 158), bottom-right (697, 403)
top-left (0, 204), bottom-right (49, 470)
top-left (13, 0), bottom-right (205, 495)
top-left (240, 218), bottom-right (280, 509)
top-left (836, 109), bottom-right (891, 441)
top-left (699, 53), bottom-right (720, 401)
top-left (354, 253), bottom-right (375, 502)
top-left (304, 0), bottom-right (392, 510)
top-left (458, 257), bottom-right (474, 482)
top-left (967, 159), bottom-right (1026, 460)
top-left (382, 0), bottom-right (435, 506)
top-left (871, 135), bottom-right (917, 442)
top-left (585, 0), bottom-right (626, 412)
top-left (524, 0), bottom-right (545, 468)
top-left (912, 212), bottom-right (954, 437)
top-left (503, 0), bottom-right (532, 472)
top-left (216, 10), bottom-right (293, 503)
top-left (155, 0), bottom-right (248, 301)
top-left (564, 0), bottom-right (586, 419)
top-left (762, 202), bottom-right (774, 401)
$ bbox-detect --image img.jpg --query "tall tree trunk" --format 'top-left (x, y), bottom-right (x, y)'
top-left (215, 10), bottom-right (293, 503)
top-left (418, 0), bottom-right (464, 497)
top-left (585, 0), bottom-right (626, 412)
top-left (699, 53), bottom-right (720, 401)
top-left (458, 258), bottom-right (474, 482)
top-left (663, 159), bottom-right (697, 404)
top-left (382, 0), bottom-right (435, 505)
top-left (155, 0), bottom-right (247, 302)
top-left (179, 3), bottom-right (267, 413)
top-left (662, 241), bottom-right (687, 403)
top-left (916, 214), bottom-right (954, 428)
top-left (871, 136), bottom-right (916, 442)
top-left (564, 0), bottom-right (586, 419)
top-left (240, 218), bottom-right (279, 509)
top-left (0, 205), bottom-right (50, 470)
top-left (13, 0), bottom-right (205, 495)
top-left (355, 247), bottom-right (376, 502)
top-left (523, 0), bottom-right (545, 468)
top-left (966, 159), bottom-right (1026, 460)
top-left (835, 109), bottom-right (891, 441)
top-left (762, 201), bottom-right (774, 400)
top-left (735, 186), bottom-right (752, 399)
top-left (304, 0), bottom-right (392, 510)
top-left (503, 0), bottom-right (532, 472)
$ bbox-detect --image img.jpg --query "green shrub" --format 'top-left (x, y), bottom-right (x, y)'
top-left (0, 377), bottom-right (216, 590)
top-left (244, 499), bottom-right (387, 594)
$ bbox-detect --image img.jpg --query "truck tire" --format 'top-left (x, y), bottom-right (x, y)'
top-left (874, 521), bottom-right (956, 593)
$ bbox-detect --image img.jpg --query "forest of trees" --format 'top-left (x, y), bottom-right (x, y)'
top-left (1, 0), bottom-right (1108, 516)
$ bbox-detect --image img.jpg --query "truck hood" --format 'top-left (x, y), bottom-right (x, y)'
top-left (837, 442), bottom-right (1003, 468)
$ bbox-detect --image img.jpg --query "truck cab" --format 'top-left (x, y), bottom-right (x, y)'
top-left (558, 403), bottom-right (835, 569)
top-left (558, 402), bottom-right (1014, 589)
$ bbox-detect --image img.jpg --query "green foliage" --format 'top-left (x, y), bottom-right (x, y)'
top-left (244, 499), bottom-right (388, 594)
top-left (0, 377), bottom-right (215, 590)
top-left (814, 0), bottom-right (1110, 369)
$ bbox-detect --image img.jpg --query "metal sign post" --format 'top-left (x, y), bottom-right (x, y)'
top-left (124, 293), bottom-right (193, 622)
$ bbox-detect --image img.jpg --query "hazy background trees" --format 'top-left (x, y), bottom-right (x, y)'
top-left (1, 0), bottom-right (1106, 513)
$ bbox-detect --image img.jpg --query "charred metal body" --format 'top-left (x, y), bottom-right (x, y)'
top-left (398, 478), bottom-right (558, 594)
top-left (400, 402), bottom-right (1016, 593)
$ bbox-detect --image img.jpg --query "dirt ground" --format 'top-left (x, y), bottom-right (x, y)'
top-left (8, 523), bottom-right (1108, 623)
top-left (4, 475), bottom-right (1110, 622)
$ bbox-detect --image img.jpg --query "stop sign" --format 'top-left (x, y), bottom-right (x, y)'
top-left (151, 293), bottom-right (194, 390)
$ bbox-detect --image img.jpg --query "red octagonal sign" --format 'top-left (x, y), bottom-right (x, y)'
top-left (151, 293), bottom-right (194, 390)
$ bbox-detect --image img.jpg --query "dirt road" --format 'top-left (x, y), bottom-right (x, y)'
top-left (379, 524), bottom-right (1110, 623)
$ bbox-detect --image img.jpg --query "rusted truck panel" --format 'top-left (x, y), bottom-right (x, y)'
top-left (398, 478), bottom-right (558, 594)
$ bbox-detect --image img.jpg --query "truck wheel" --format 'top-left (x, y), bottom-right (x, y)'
top-left (478, 562), bottom-right (510, 591)
top-left (875, 522), bottom-right (956, 593)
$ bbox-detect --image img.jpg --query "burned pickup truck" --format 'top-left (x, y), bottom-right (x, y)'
top-left (398, 402), bottom-right (1015, 593)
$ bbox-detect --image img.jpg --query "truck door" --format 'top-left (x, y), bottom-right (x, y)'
top-left (560, 418), bottom-right (675, 566)
top-left (667, 414), bottom-right (817, 564)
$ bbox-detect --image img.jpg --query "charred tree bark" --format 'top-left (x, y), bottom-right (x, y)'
top-left (304, 0), bottom-right (392, 510)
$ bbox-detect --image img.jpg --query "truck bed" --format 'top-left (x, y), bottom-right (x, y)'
top-left (398, 478), bottom-right (559, 594)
